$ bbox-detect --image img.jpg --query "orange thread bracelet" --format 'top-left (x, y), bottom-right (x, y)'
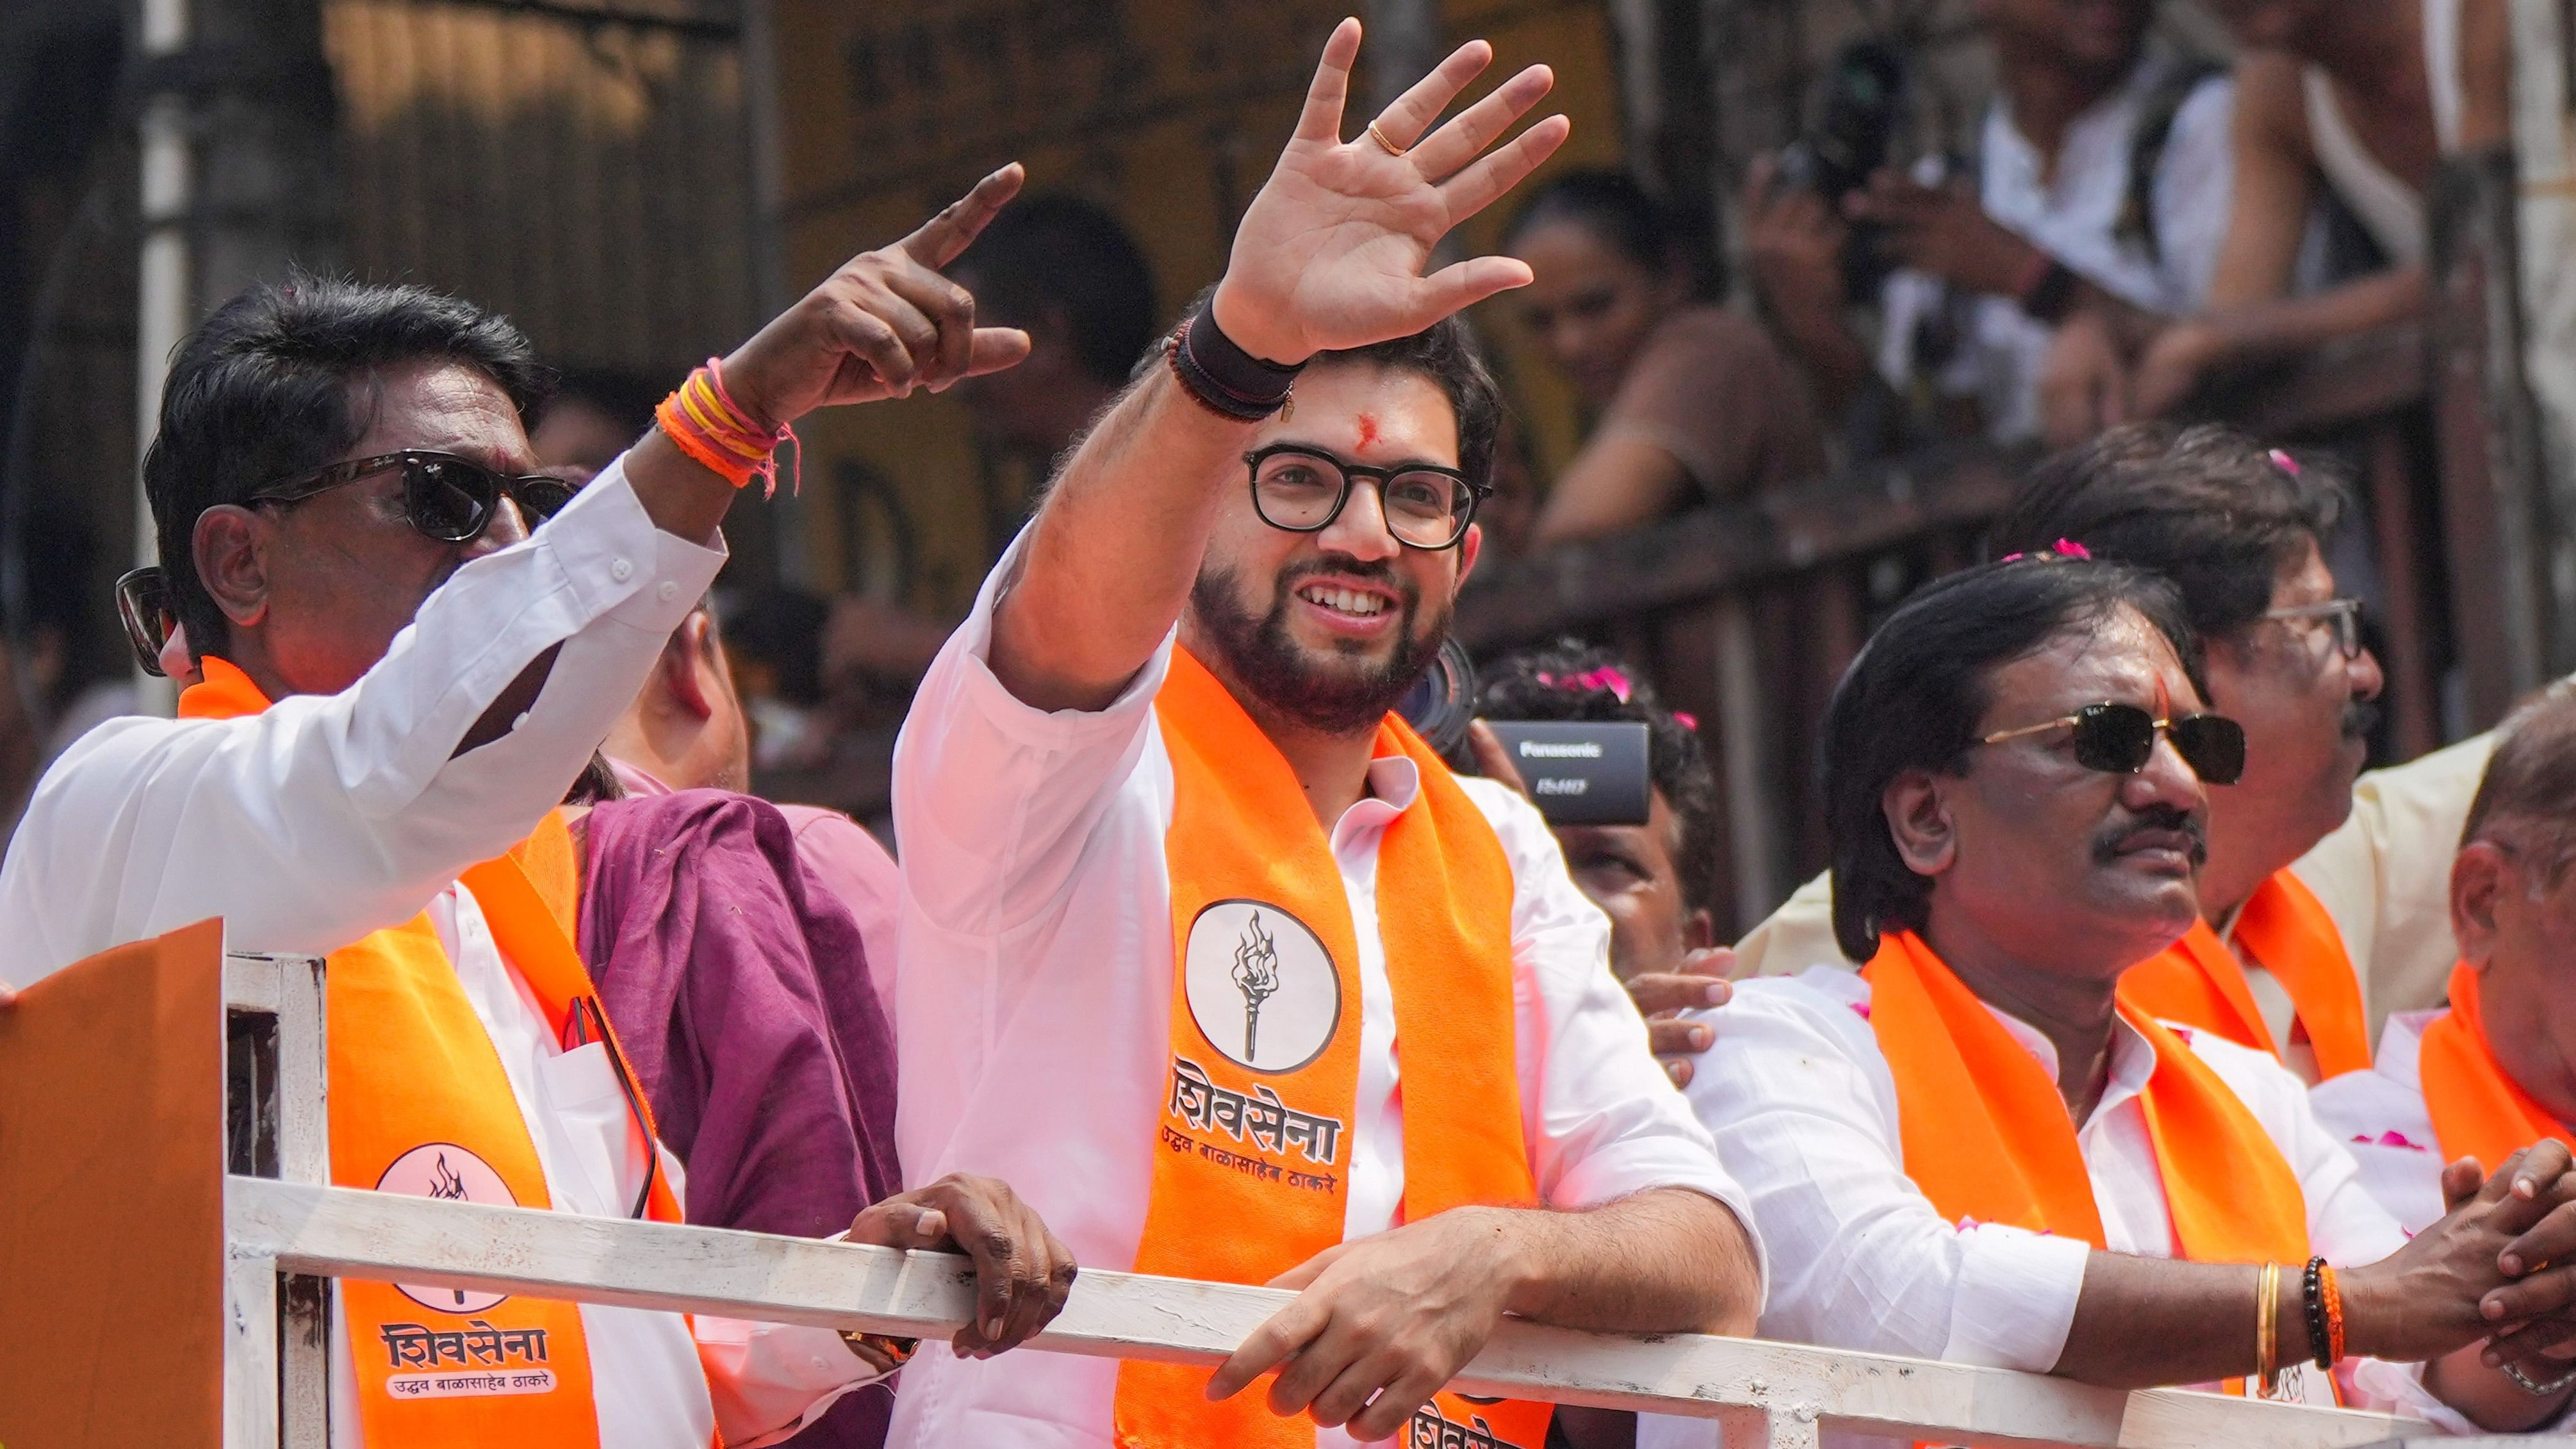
top-left (654, 357), bottom-right (798, 497)
top-left (2320, 1265), bottom-right (2347, 1365)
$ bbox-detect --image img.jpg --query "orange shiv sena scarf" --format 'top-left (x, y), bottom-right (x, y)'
top-left (1864, 930), bottom-right (2315, 1397)
top-left (2121, 871), bottom-right (2371, 1080)
top-left (183, 658), bottom-right (694, 1448)
top-left (1113, 648), bottom-right (1549, 1449)
top-left (2420, 962), bottom-right (2573, 1172)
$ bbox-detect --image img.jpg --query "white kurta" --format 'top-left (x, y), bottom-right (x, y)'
top-left (1640, 967), bottom-right (2459, 1449)
top-left (2309, 1010), bottom-right (2466, 1236)
top-left (887, 536), bottom-right (1761, 1448)
top-left (0, 459), bottom-right (866, 1446)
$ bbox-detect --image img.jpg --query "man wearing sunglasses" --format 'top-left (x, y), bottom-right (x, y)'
top-left (1643, 555), bottom-right (2576, 1448)
top-left (0, 173), bottom-right (1079, 1445)
top-left (1738, 423), bottom-right (2475, 1086)
top-left (888, 24), bottom-right (1760, 1449)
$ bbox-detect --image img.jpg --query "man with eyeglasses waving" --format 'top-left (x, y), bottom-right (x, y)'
top-left (1641, 552), bottom-right (2576, 1449)
top-left (887, 20), bottom-right (1760, 1449)
top-left (0, 181), bottom-right (1081, 1445)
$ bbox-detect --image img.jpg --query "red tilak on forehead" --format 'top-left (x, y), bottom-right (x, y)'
top-left (1354, 414), bottom-right (1380, 448)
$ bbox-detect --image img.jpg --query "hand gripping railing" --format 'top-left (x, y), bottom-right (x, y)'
top-left (198, 952), bottom-right (2463, 1449)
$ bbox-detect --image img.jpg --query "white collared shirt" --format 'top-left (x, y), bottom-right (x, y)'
top-left (1876, 56), bottom-right (2236, 443)
top-left (0, 459), bottom-right (864, 1447)
top-left (2309, 1010), bottom-right (2461, 1235)
top-left (887, 538), bottom-right (1759, 1449)
top-left (1638, 967), bottom-right (2453, 1449)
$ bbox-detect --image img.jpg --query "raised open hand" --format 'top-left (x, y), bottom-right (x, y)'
top-left (1208, 18), bottom-right (1570, 366)
top-left (718, 165), bottom-right (1035, 429)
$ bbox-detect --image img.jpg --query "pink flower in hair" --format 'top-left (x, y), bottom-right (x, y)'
top-left (1536, 666), bottom-right (1634, 703)
top-left (1998, 538), bottom-right (2092, 564)
top-left (2269, 448), bottom-right (2303, 477)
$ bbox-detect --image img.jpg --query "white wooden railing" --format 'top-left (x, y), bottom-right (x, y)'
top-left (213, 953), bottom-right (2462, 1449)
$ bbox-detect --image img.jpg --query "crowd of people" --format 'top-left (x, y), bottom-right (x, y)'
top-left (4, 6), bottom-right (2576, 1449)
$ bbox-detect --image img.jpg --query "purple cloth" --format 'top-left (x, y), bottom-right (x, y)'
top-left (579, 789), bottom-right (901, 1448)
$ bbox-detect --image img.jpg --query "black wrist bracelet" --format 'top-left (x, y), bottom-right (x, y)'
top-left (2021, 258), bottom-right (2083, 325)
top-left (2301, 1256), bottom-right (2333, 1371)
top-left (1167, 302), bottom-right (1301, 421)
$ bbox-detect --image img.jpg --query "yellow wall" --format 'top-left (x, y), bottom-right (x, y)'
top-left (770, 0), bottom-right (1629, 616)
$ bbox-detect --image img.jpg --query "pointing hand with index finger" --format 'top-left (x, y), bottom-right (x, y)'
top-left (714, 165), bottom-right (1036, 431)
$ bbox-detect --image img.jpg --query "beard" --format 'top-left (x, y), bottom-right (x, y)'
top-left (1190, 555), bottom-right (1450, 736)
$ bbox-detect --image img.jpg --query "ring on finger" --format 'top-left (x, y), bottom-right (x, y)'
top-left (1366, 120), bottom-right (1408, 157)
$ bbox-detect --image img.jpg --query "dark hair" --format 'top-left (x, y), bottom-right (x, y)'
top-left (1502, 169), bottom-right (1675, 272)
top-left (545, 367), bottom-right (663, 440)
top-left (1501, 169), bottom-right (1718, 297)
top-left (953, 194), bottom-right (1157, 386)
top-left (1313, 318), bottom-right (1505, 493)
top-left (2461, 677), bottom-right (2576, 879)
top-left (143, 274), bottom-right (548, 661)
top-left (1478, 640), bottom-right (1721, 915)
top-left (725, 587), bottom-right (828, 707)
top-left (1995, 423), bottom-right (2346, 641)
top-left (1821, 556), bottom-right (2203, 960)
top-left (1149, 290), bottom-right (1505, 495)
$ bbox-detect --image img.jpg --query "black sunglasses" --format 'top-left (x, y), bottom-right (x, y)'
top-left (116, 565), bottom-right (176, 676)
top-left (249, 450), bottom-right (581, 544)
top-left (1977, 701), bottom-right (2247, 786)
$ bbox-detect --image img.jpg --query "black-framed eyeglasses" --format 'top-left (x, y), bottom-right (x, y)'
top-left (1976, 701), bottom-right (2247, 785)
top-left (1245, 443), bottom-right (1488, 551)
top-left (249, 450), bottom-right (581, 545)
top-left (2263, 598), bottom-right (2365, 660)
top-left (115, 565), bottom-right (176, 676)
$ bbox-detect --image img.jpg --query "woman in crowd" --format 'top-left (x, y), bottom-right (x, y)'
top-left (1501, 171), bottom-right (1828, 546)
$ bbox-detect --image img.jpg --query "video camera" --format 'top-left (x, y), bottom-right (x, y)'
top-left (1771, 40), bottom-right (1910, 297)
top-left (1400, 643), bottom-right (1655, 828)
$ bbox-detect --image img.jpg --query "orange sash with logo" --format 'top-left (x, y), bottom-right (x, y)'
top-left (182, 659), bottom-right (692, 1447)
top-left (2420, 962), bottom-right (2572, 1172)
top-left (1864, 931), bottom-right (2314, 1396)
top-left (1112, 648), bottom-right (1549, 1449)
top-left (2122, 871), bottom-right (2371, 1080)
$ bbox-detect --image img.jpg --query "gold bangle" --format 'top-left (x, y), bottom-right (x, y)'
top-left (2254, 1261), bottom-right (2280, 1395)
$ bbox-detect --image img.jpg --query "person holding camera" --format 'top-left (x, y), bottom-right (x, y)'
top-left (1744, 0), bottom-right (2235, 452)
top-left (2051, 0), bottom-right (2511, 439)
top-left (1499, 172), bottom-right (1828, 546)
top-left (1469, 644), bottom-right (1735, 1088)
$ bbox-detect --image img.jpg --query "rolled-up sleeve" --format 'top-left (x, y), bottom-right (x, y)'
top-left (891, 534), bottom-right (1170, 940)
top-left (1454, 778), bottom-right (1766, 1297)
top-left (0, 455), bottom-right (723, 971)
top-left (1680, 976), bottom-right (2090, 1370)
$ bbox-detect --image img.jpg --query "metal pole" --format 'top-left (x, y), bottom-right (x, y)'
top-left (1363, 0), bottom-right (1444, 119)
top-left (133, 0), bottom-right (192, 715)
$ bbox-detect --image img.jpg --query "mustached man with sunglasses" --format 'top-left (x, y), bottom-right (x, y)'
top-left (887, 22), bottom-right (1760, 1449)
top-left (1641, 553), bottom-right (2576, 1449)
top-left (0, 174), bottom-right (1080, 1446)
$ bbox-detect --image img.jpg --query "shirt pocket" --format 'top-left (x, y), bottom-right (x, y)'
top-left (538, 1040), bottom-right (645, 1215)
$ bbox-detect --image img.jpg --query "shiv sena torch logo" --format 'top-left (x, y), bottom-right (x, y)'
top-left (377, 1143), bottom-right (518, 1314)
top-left (1183, 899), bottom-right (1340, 1074)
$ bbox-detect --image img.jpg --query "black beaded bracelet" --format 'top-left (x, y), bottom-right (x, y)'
top-left (2301, 1256), bottom-right (2333, 1371)
top-left (1166, 302), bottom-right (1302, 421)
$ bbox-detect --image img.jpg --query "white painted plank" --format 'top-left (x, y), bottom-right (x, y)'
top-left (225, 1178), bottom-right (2410, 1449)
top-left (224, 1254), bottom-right (279, 1449)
